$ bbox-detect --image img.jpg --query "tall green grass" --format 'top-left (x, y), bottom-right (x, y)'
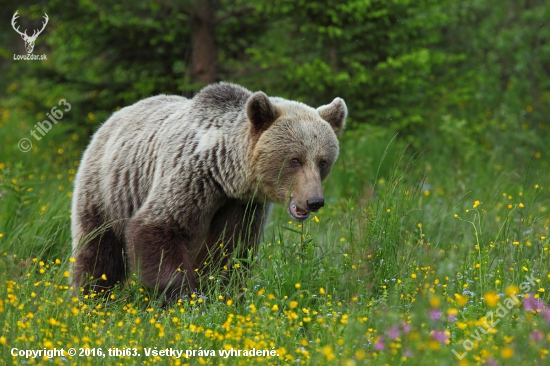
top-left (1, 111), bottom-right (550, 365)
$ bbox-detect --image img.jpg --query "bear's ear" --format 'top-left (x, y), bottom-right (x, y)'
top-left (316, 97), bottom-right (348, 132)
top-left (246, 91), bottom-right (279, 132)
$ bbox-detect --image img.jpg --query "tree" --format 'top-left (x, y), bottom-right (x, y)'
top-left (190, 0), bottom-right (217, 84)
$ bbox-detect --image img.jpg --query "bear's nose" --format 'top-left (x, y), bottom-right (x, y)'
top-left (306, 198), bottom-right (324, 211)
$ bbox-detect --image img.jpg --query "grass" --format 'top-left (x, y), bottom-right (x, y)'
top-left (1, 107), bottom-right (550, 365)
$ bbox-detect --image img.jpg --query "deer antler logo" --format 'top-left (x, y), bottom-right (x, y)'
top-left (11, 11), bottom-right (49, 54)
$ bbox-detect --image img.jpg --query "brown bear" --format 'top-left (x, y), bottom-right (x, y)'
top-left (71, 82), bottom-right (347, 302)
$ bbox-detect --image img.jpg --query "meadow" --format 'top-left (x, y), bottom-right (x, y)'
top-left (1, 106), bottom-right (550, 366)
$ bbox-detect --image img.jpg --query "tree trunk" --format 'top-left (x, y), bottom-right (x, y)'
top-left (190, 0), bottom-right (217, 85)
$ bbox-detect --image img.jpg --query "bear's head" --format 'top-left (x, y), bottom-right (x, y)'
top-left (248, 92), bottom-right (347, 221)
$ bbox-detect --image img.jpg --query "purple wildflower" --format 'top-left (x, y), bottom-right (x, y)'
top-left (374, 336), bottom-right (385, 351)
top-left (530, 330), bottom-right (544, 342)
top-left (485, 357), bottom-right (499, 366)
top-left (543, 307), bottom-right (550, 322)
top-left (523, 296), bottom-right (545, 312)
top-left (386, 325), bottom-right (400, 340)
top-left (402, 322), bottom-right (411, 334)
top-left (429, 308), bottom-right (442, 321)
top-left (431, 330), bottom-right (448, 344)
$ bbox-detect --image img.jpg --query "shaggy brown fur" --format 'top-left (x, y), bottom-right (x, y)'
top-left (71, 83), bottom-right (347, 302)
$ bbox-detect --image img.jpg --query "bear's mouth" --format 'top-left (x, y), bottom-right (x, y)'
top-left (288, 198), bottom-right (310, 221)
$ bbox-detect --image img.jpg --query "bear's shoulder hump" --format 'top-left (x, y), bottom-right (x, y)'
top-left (193, 83), bottom-right (252, 112)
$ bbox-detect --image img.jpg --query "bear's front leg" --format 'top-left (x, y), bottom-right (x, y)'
top-left (196, 201), bottom-right (271, 279)
top-left (125, 205), bottom-right (202, 302)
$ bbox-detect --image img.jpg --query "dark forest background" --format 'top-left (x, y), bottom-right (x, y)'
top-left (1, 0), bottom-right (549, 162)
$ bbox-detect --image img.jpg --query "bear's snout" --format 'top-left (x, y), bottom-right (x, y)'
top-left (306, 197), bottom-right (324, 211)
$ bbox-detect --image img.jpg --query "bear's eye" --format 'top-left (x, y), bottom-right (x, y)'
top-left (290, 158), bottom-right (301, 166)
top-left (319, 160), bottom-right (327, 169)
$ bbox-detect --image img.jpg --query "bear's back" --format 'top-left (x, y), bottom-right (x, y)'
top-left (191, 82), bottom-right (251, 114)
top-left (75, 85), bottom-right (253, 232)
top-left (186, 83), bottom-right (252, 132)
top-left (74, 95), bottom-right (191, 229)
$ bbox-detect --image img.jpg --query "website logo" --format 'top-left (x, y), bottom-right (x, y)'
top-left (12, 11), bottom-right (48, 61)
